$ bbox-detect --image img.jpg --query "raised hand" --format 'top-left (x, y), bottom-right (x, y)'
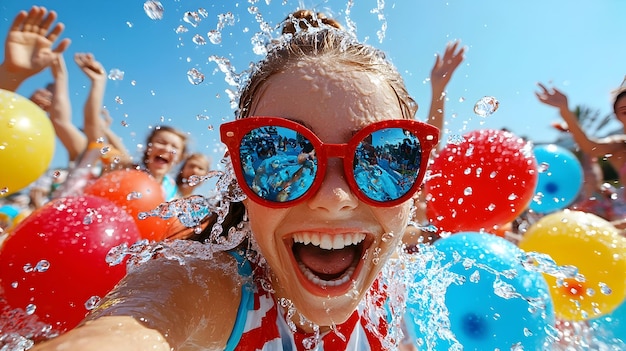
top-left (430, 40), bottom-right (465, 94)
top-left (535, 83), bottom-right (569, 110)
top-left (74, 52), bottom-right (106, 83)
top-left (1, 6), bottom-right (71, 89)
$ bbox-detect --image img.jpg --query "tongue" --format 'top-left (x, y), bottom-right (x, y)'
top-left (294, 243), bottom-right (357, 276)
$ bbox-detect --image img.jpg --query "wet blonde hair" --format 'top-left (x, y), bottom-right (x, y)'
top-left (281, 9), bottom-right (343, 34)
top-left (238, 11), bottom-right (417, 121)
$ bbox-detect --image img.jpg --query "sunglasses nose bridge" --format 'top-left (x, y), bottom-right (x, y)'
top-left (323, 144), bottom-right (349, 159)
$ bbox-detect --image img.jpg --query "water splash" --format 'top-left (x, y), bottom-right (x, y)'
top-left (473, 96), bottom-right (500, 117)
top-left (143, 0), bottom-right (164, 20)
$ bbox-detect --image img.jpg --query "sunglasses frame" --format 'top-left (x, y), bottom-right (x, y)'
top-left (220, 116), bottom-right (439, 208)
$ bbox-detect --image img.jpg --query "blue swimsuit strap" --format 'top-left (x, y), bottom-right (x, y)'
top-left (224, 250), bottom-right (254, 351)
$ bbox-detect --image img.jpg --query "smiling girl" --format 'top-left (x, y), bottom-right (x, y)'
top-left (32, 10), bottom-right (438, 351)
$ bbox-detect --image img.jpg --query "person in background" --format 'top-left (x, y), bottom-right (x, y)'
top-left (536, 78), bottom-right (626, 229)
top-left (405, 40), bottom-right (465, 249)
top-left (175, 153), bottom-right (211, 198)
top-left (535, 79), bottom-right (626, 187)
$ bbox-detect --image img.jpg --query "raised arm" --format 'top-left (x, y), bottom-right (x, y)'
top-left (535, 83), bottom-right (621, 157)
top-left (427, 40), bottom-right (465, 149)
top-left (0, 6), bottom-right (71, 91)
top-left (31, 252), bottom-right (241, 350)
top-left (74, 52), bottom-right (107, 144)
top-left (101, 108), bottom-right (130, 157)
top-left (48, 54), bottom-right (87, 162)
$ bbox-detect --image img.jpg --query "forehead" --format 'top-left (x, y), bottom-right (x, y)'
top-left (250, 59), bottom-right (402, 136)
top-left (186, 156), bottom-right (209, 167)
top-left (152, 130), bottom-right (184, 143)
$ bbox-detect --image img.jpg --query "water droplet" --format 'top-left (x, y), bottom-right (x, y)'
top-left (469, 270), bottom-right (481, 283)
top-left (381, 232), bottom-right (394, 242)
top-left (207, 30), bottom-right (222, 44)
top-left (192, 34), bottom-right (206, 45)
top-left (121, 120), bottom-right (129, 127)
top-left (175, 25), bottom-right (188, 34)
top-left (0, 187), bottom-right (8, 195)
top-left (100, 146), bottom-right (110, 155)
top-left (143, 0), bottom-right (164, 20)
top-left (108, 68), bottom-right (125, 80)
top-left (85, 296), bottom-right (101, 310)
top-left (53, 170), bottom-right (62, 178)
top-left (25, 304), bottom-right (37, 315)
top-left (198, 8), bottom-right (209, 18)
top-left (183, 11), bottom-right (201, 27)
top-left (35, 260), bottom-right (50, 272)
top-left (473, 96), bottom-right (499, 117)
top-left (463, 187), bottom-right (473, 196)
top-left (599, 282), bottom-right (612, 295)
top-left (126, 21), bottom-right (133, 28)
top-left (115, 96), bottom-right (124, 104)
top-left (127, 192), bottom-right (143, 201)
top-left (187, 68), bottom-right (205, 85)
top-left (23, 263), bottom-right (34, 273)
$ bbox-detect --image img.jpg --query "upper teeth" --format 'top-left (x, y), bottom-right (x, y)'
top-left (292, 232), bottom-right (366, 250)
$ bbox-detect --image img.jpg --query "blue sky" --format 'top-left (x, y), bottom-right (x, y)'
top-left (2, 0), bottom-right (625, 194)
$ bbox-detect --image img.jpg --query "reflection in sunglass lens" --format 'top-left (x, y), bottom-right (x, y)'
top-left (353, 128), bottom-right (422, 202)
top-left (238, 126), bottom-right (318, 202)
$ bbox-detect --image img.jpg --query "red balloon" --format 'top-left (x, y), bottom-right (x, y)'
top-left (84, 169), bottom-right (172, 241)
top-left (0, 195), bottom-right (141, 333)
top-left (425, 129), bottom-right (537, 233)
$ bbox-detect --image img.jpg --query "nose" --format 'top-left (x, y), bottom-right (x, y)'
top-left (307, 159), bottom-right (358, 212)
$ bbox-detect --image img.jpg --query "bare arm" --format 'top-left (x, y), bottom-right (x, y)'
top-left (535, 83), bottom-right (623, 157)
top-left (48, 54), bottom-right (87, 162)
top-left (31, 251), bottom-right (241, 350)
top-left (101, 108), bottom-right (130, 156)
top-left (0, 6), bottom-right (71, 91)
top-left (74, 52), bottom-right (106, 144)
top-left (427, 40), bottom-right (465, 149)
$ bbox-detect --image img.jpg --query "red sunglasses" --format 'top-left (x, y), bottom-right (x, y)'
top-left (220, 116), bottom-right (439, 208)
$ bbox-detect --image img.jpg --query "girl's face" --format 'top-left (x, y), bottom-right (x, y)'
top-left (145, 130), bottom-right (185, 180)
top-left (244, 59), bottom-right (412, 327)
top-left (181, 156), bottom-right (210, 185)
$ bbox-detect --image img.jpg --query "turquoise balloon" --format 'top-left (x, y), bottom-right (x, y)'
top-left (405, 233), bottom-right (555, 350)
top-left (590, 298), bottom-right (626, 341)
top-left (530, 144), bottom-right (583, 214)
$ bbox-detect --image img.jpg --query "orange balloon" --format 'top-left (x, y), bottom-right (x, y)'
top-left (84, 169), bottom-right (173, 241)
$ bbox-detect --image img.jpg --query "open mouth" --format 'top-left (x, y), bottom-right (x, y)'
top-left (290, 232), bottom-right (368, 293)
top-left (153, 155), bottom-right (170, 165)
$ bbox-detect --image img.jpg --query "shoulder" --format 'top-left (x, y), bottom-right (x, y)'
top-left (92, 246), bottom-right (244, 349)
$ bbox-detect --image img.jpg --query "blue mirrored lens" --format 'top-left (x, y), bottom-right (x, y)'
top-left (353, 128), bottom-right (422, 202)
top-left (239, 126), bottom-right (317, 202)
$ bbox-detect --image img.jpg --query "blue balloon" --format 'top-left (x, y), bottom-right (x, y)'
top-left (405, 233), bottom-right (555, 350)
top-left (590, 298), bottom-right (626, 342)
top-left (530, 144), bottom-right (583, 214)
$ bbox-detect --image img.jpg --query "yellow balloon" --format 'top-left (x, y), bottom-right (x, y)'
top-left (519, 210), bottom-right (626, 321)
top-left (0, 89), bottom-right (55, 197)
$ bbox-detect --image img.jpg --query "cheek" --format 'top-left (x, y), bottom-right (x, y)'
top-left (373, 203), bottom-right (411, 236)
top-left (245, 201), bottom-right (288, 243)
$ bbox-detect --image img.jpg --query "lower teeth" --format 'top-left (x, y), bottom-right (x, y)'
top-left (298, 262), bottom-right (355, 287)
